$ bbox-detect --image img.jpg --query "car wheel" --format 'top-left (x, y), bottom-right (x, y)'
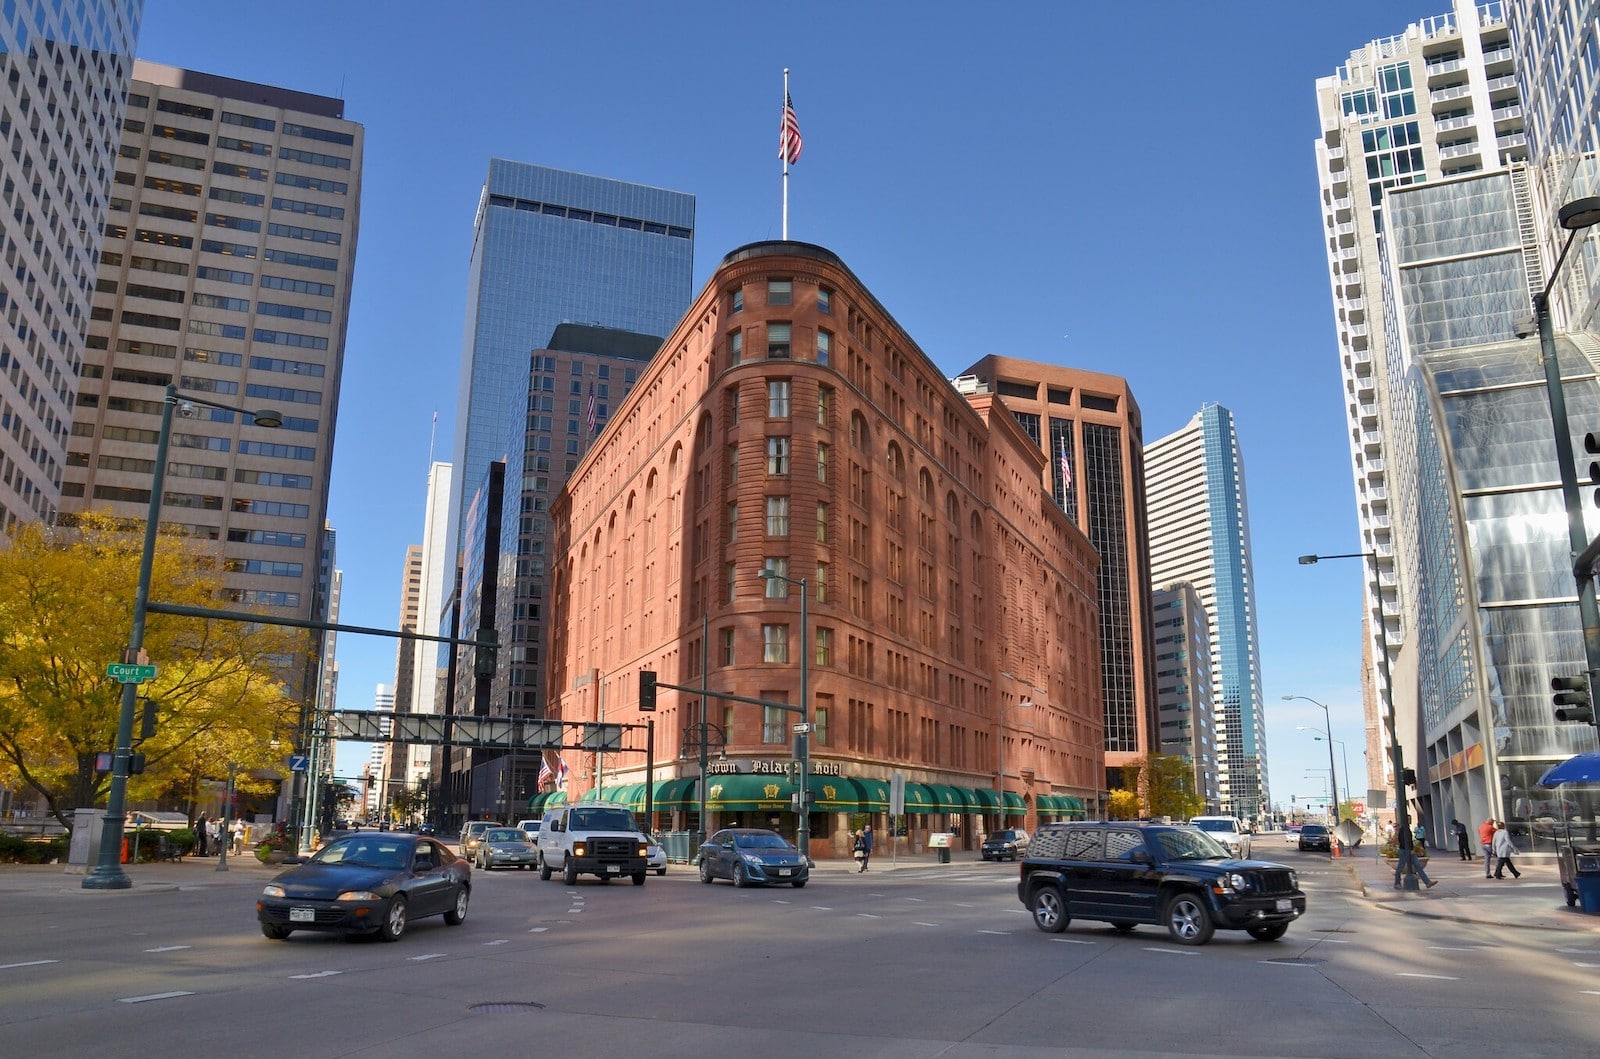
top-left (379, 896), bottom-right (408, 942)
top-left (260, 923), bottom-right (292, 941)
top-left (1164, 893), bottom-right (1213, 946)
top-left (792, 878), bottom-right (807, 889)
top-left (1246, 923), bottom-right (1287, 942)
top-left (443, 886), bottom-right (469, 926)
top-left (539, 854), bottom-right (552, 881)
top-left (563, 860), bottom-right (578, 886)
top-left (1110, 922), bottom-right (1136, 935)
top-left (1567, 884), bottom-right (1580, 908)
top-left (632, 871), bottom-right (646, 886)
top-left (699, 860), bottom-right (714, 884)
top-left (733, 863), bottom-right (749, 888)
top-left (656, 868), bottom-right (667, 877)
top-left (1027, 885), bottom-right (1069, 933)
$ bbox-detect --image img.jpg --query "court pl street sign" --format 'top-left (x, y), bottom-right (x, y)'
top-left (107, 663), bottom-right (158, 683)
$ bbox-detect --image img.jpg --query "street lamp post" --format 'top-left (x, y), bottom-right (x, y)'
top-left (1299, 551), bottom-right (1417, 888)
top-left (997, 699), bottom-right (1035, 833)
top-left (1285, 696), bottom-right (1340, 825)
top-left (82, 384), bottom-right (282, 890)
top-left (758, 568), bottom-right (810, 860)
top-left (1532, 196), bottom-right (1600, 716)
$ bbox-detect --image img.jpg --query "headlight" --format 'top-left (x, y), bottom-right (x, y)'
top-left (741, 853), bottom-right (765, 867)
top-left (1227, 872), bottom-right (1250, 891)
top-left (572, 841), bottom-right (588, 857)
top-left (262, 884), bottom-right (285, 897)
top-left (336, 890), bottom-right (382, 901)
top-left (1288, 870), bottom-right (1299, 887)
top-left (637, 844), bottom-right (649, 857)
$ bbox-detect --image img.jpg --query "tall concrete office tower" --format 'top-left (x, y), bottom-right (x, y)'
top-left (396, 462), bottom-right (451, 795)
top-left (63, 61), bottom-right (361, 679)
top-left (0, 1), bottom-right (142, 537)
top-left (1315, 1), bottom-right (1525, 800)
top-left (381, 545), bottom-right (422, 803)
top-left (1145, 404), bottom-right (1266, 820)
top-left (448, 160), bottom-right (694, 549)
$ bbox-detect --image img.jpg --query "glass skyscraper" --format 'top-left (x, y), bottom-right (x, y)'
top-left (447, 161), bottom-right (695, 546)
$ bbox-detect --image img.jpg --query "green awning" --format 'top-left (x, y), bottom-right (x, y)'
top-left (1003, 791), bottom-right (1027, 816)
top-left (928, 784), bottom-right (972, 812)
top-left (968, 787), bottom-right (1000, 810)
top-left (705, 774), bottom-right (792, 811)
top-left (546, 790), bottom-right (568, 808)
top-left (852, 776), bottom-right (891, 812)
top-left (653, 777), bottom-right (699, 808)
top-left (527, 791), bottom-right (551, 812)
top-left (901, 782), bottom-right (940, 813)
top-left (806, 775), bottom-right (860, 811)
top-left (1036, 794), bottom-right (1062, 813)
top-left (1059, 795), bottom-right (1087, 816)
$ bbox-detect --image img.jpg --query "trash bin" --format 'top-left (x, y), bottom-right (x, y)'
top-left (1575, 847), bottom-right (1600, 915)
top-left (937, 846), bottom-right (951, 864)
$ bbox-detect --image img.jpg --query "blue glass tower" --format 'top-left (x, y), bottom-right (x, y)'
top-left (448, 160), bottom-right (695, 543)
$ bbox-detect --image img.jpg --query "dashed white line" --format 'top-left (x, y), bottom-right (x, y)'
top-left (1427, 945), bottom-right (1480, 952)
top-left (529, 927), bottom-right (548, 933)
top-left (978, 929), bottom-right (1010, 935)
top-left (567, 908), bottom-right (583, 914)
top-left (118, 991), bottom-right (195, 1003)
top-left (856, 913), bottom-right (881, 919)
top-left (1259, 960), bottom-right (1317, 967)
top-left (1052, 938), bottom-right (1096, 946)
top-left (289, 971), bottom-right (342, 980)
top-left (143, 945), bottom-right (191, 953)
top-left (1396, 972), bottom-right (1459, 980)
top-left (0, 960), bottom-right (58, 970)
top-left (913, 921), bottom-right (940, 927)
top-left (407, 953), bottom-right (446, 962)
top-left (1143, 948), bottom-right (1197, 957)
top-left (482, 940), bottom-right (509, 946)
top-left (810, 906), bottom-right (832, 911)
top-left (1581, 990), bottom-right (1600, 996)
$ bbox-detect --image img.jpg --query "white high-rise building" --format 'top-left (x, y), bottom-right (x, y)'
top-left (404, 461), bottom-right (451, 792)
top-left (1315, 0), bottom-right (1527, 801)
top-left (0, 2), bottom-right (142, 537)
top-left (366, 683), bottom-right (393, 818)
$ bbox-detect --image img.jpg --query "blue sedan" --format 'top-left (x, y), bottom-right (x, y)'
top-left (698, 828), bottom-right (809, 888)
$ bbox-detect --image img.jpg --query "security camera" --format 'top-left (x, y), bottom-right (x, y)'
top-left (1514, 317), bottom-right (1537, 339)
top-left (176, 401), bottom-right (198, 418)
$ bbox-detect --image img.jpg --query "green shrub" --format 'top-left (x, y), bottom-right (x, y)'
top-left (0, 833), bottom-right (65, 863)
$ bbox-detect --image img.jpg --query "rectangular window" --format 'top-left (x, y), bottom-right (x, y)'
top-left (816, 443), bottom-right (829, 483)
top-left (768, 379), bottom-right (791, 418)
top-left (818, 384), bottom-right (832, 425)
top-left (766, 496), bottom-right (790, 537)
top-left (815, 561), bottom-right (829, 603)
top-left (720, 627), bottom-right (736, 666)
top-left (727, 502), bottom-right (738, 543)
top-left (815, 627), bottom-right (832, 667)
top-left (762, 626), bottom-right (789, 664)
top-left (768, 278), bottom-right (792, 305)
top-left (817, 287), bottom-right (832, 314)
top-left (729, 329), bottom-right (742, 364)
top-left (817, 329), bottom-right (831, 365)
top-left (767, 322), bottom-right (791, 359)
top-left (729, 288), bottom-right (744, 313)
top-left (766, 436), bottom-right (791, 476)
top-left (763, 557), bottom-right (790, 596)
top-left (762, 705), bottom-right (787, 743)
top-left (816, 502), bottom-right (829, 542)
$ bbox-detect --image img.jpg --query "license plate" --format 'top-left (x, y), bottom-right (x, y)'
top-left (777, 868), bottom-right (790, 876)
top-left (290, 907), bottom-right (315, 923)
top-left (606, 864), bottom-right (620, 873)
top-left (1275, 899), bottom-right (1292, 912)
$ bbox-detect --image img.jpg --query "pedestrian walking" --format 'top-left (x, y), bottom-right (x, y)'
top-left (1478, 817), bottom-right (1497, 878)
top-left (195, 813), bottom-right (209, 857)
top-left (1492, 821), bottom-right (1522, 879)
top-left (855, 823), bottom-right (874, 872)
top-left (230, 818), bottom-right (245, 855)
top-left (1413, 821), bottom-right (1426, 851)
top-left (1451, 818), bottom-right (1470, 861)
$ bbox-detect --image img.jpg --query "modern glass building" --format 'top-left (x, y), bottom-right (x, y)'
top-left (1145, 404), bottom-right (1267, 820)
top-left (447, 161), bottom-right (694, 551)
top-left (1150, 582), bottom-right (1220, 811)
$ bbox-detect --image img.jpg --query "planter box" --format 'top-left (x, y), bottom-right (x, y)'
top-left (255, 849), bottom-right (287, 865)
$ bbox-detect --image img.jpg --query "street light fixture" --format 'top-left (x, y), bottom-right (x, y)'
top-left (997, 699), bottom-right (1035, 832)
top-left (1297, 551), bottom-right (1419, 889)
top-left (83, 384), bottom-right (282, 890)
top-left (1529, 196), bottom-right (1600, 722)
top-left (1284, 696), bottom-right (1340, 826)
top-left (1298, 728), bottom-right (1354, 818)
top-left (757, 567), bottom-right (810, 860)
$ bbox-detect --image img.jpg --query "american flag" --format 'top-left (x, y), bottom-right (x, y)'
top-left (779, 92), bottom-right (802, 165)
top-left (1059, 443), bottom-right (1072, 490)
top-left (538, 756), bottom-right (552, 787)
top-left (585, 384), bottom-right (597, 435)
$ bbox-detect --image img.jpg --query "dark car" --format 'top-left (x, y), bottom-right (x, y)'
top-left (981, 828), bottom-right (1030, 861)
top-left (1298, 823), bottom-right (1332, 852)
top-left (257, 832), bottom-right (471, 942)
top-left (698, 828), bottom-right (809, 888)
top-left (1016, 821), bottom-right (1306, 945)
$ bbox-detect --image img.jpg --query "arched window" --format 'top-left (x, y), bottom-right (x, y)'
top-left (886, 442), bottom-right (904, 481)
top-left (850, 411), bottom-right (869, 451)
top-left (918, 467), bottom-right (933, 502)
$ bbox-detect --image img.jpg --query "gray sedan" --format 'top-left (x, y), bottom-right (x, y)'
top-left (476, 827), bottom-right (539, 870)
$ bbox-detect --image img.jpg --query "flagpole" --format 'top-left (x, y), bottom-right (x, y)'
top-left (781, 68), bottom-right (790, 240)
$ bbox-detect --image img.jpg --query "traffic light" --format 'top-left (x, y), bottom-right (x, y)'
top-left (473, 627), bottom-right (498, 679)
top-left (128, 752), bottom-right (146, 776)
top-left (638, 670), bottom-right (657, 712)
top-left (138, 698), bottom-right (159, 741)
top-left (1401, 768), bottom-right (1417, 787)
top-left (1553, 674), bottom-right (1595, 723)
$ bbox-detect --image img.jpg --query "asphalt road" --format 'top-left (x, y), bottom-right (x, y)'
top-left (2, 849), bottom-right (1597, 1058)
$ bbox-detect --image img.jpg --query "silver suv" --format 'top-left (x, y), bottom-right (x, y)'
top-left (536, 803), bottom-right (649, 885)
top-left (1187, 816), bottom-right (1252, 859)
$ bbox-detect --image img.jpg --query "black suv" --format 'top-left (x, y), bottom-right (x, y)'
top-left (1016, 822), bottom-right (1306, 945)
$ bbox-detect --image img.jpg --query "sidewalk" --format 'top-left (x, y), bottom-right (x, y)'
top-left (0, 851), bottom-right (280, 896)
top-left (1332, 843), bottom-right (1600, 932)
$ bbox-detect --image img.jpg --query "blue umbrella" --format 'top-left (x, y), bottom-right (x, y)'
top-left (1537, 752), bottom-right (1600, 788)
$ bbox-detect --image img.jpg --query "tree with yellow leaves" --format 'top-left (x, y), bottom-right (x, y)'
top-left (0, 513), bottom-right (305, 832)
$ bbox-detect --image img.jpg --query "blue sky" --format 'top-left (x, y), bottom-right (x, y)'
top-left (135, 0), bottom-right (1450, 808)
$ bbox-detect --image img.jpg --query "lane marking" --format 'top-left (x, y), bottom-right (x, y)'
top-left (856, 913), bottom-right (881, 919)
top-left (978, 929), bottom-right (1010, 935)
top-left (0, 960), bottom-right (59, 970)
top-left (1581, 990), bottom-right (1600, 996)
top-left (1052, 938), bottom-right (1096, 945)
top-left (772, 899), bottom-right (791, 905)
top-left (906, 897), bottom-right (924, 902)
top-left (1397, 972), bottom-right (1459, 980)
top-left (407, 953), bottom-right (446, 962)
top-left (810, 906), bottom-right (832, 911)
top-left (289, 971), bottom-right (342, 980)
top-left (914, 921), bottom-right (940, 927)
top-left (1559, 948), bottom-right (1600, 955)
top-left (118, 991), bottom-right (195, 1004)
top-left (1259, 960), bottom-right (1317, 967)
top-left (529, 927), bottom-right (548, 933)
top-left (1573, 962), bottom-right (1600, 968)
top-left (482, 940), bottom-right (509, 946)
top-left (567, 908), bottom-right (583, 914)
top-left (1143, 948), bottom-right (1198, 957)
top-left (1427, 945), bottom-right (1479, 952)
top-left (143, 945), bottom-right (191, 953)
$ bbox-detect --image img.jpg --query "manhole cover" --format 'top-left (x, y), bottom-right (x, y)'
top-left (469, 1002), bottom-right (546, 1015)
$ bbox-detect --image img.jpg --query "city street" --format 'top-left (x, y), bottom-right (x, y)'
top-left (2, 847), bottom-right (1599, 1057)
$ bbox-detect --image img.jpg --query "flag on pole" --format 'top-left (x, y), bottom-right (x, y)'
top-left (1059, 441), bottom-right (1072, 490)
top-left (555, 756), bottom-right (570, 791)
top-left (537, 755), bottom-right (553, 788)
top-left (585, 383), bottom-right (597, 435)
top-left (779, 92), bottom-right (802, 165)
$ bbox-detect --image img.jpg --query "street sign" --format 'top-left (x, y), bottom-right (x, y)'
top-left (1351, 800), bottom-right (1366, 815)
top-left (288, 754), bottom-right (309, 772)
top-left (107, 662), bottom-right (158, 683)
top-left (890, 772), bottom-right (905, 816)
top-left (792, 722), bottom-right (812, 734)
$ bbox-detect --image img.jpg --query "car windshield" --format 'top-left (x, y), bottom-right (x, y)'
top-left (1154, 829), bottom-right (1230, 861)
top-left (1302, 825), bottom-right (1328, 836)
top-left (736, 832), bottom-right (792, 850)
top-left (1191, 819), bottom-right (1237, 833)
top-left (486, 828), bottom-right (524, 842)
top-left (315, 839), bottom-right (408, 870)
top-left (569, 808), bottom-right (636, 831)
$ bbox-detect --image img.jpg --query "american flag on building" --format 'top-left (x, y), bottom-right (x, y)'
top-left (585, 384), bottom-right (597, 435)
top-left (779, 92), bottom-right (802, 165)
